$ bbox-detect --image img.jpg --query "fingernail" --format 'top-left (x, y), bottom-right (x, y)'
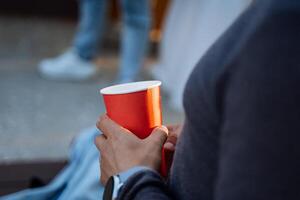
top-left (164, 142), bottom-right (175, 151)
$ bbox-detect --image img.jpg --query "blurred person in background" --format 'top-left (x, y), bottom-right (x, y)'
top-left (38, 0), bottom-right (150, 83)
top-left (152, 0), bottom-right (251, 111)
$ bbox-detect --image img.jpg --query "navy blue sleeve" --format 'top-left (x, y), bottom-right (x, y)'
top-left (215, 12), bottom-right (300, 200)
top-left (117, 170), bottom-right (173, 200)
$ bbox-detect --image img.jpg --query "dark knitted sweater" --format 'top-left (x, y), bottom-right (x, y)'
top-left (118, 0), bottom-right (300, 199)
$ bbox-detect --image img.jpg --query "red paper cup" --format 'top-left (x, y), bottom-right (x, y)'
top-left (100, 80), bottom-right (168, 176)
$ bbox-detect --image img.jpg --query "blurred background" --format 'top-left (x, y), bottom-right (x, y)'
top-left (0, 0), bottom-right (179, 160)
top-left (0, 0), bottom-right (251, 196)
top-left (0, 1), bottom-right (187, 159)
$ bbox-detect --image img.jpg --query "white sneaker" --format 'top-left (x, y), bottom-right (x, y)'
top-left (38, 50), bottom-right (97, 81)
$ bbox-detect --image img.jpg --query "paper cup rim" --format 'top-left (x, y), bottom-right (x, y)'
top-left (100, 80), bottom-right (161, 95)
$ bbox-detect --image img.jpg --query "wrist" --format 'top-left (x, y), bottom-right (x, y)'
top-left (119, 166), bottom-right (151, 183)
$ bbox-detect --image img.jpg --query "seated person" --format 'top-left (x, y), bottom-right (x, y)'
top-left (95, 0), bottom-right (300, 199)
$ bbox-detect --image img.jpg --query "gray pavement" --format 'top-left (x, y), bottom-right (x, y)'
top-left (0, 16), bottom-right (184, 162)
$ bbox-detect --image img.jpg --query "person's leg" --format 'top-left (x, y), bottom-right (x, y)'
top-left (74, 0), bottom-right (108, 61)
top-left (38, 0), bottom-right (107, 81)
top-left (117, 0), bottom-right (151, 83)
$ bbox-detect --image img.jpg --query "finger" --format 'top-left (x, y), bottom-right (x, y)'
top-left (96, 114), bottom-right (127, 138)
top-left (164, 132), bottom-right (178, 151)
top-left (166, 124), bottom-right (181, 130)
top-left (147, 126), bottom-right (168, 147)
top-left (94, 134), bottom-right (106, 151)
top-left (165, 134), bottom-right (178, 146)
top-left (166, 124), bottom-right (179, 132)
top-left (167, 124), bottom-right (183, 134)
top-left (164, 142), bottom-right (175, 151)
top-left (164, 125), bottom-right (181, 151)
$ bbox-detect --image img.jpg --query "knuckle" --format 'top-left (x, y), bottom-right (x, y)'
top-left (97, 115), bottom-right (104, 124)
top-left (97, 115), bottom-right (107, 130)
top-left (156, 128), bottom-right (168, 138)
top-left (94, 138), bottom-right (100, 148)
top-left (100, 114), bottom-right (108, 123)
top-left (154, 126), bottom-right (168, 135)
top-left (94, 135), bottom-right (102, 145)
top-left (150, 127), bottom-right (168, 144)
top-left (96, 121), bottom-right (101, 130)
top-left (94, 135), bottom-right (106, 151)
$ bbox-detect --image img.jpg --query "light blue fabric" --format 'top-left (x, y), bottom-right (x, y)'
top-left (119, 166), bottom-right (150, 183)
top-left (74, 0), bottom-right (150, 82)
top-left (1, 127), bottom-right (104, 200)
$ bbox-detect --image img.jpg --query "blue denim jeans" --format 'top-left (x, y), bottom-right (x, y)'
top-left (73, 0), bottom-right (150, 82)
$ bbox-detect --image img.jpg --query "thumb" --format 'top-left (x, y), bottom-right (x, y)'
top-left (147, 126), bottom-right (168, 147)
